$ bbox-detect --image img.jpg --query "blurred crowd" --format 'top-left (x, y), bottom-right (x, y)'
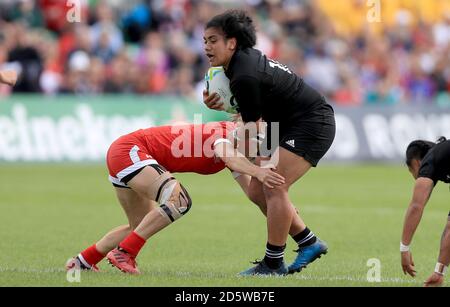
top-left (0, 0), bottom-right (449, 106)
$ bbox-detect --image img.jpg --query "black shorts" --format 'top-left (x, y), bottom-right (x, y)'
top-left (262, 103), bottom-right (336, 167)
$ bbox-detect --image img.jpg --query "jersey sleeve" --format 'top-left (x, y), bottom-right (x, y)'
top-left (230, 76), bottom-right (262, 123)
top-left (418, 154), bottom-right (438, 184)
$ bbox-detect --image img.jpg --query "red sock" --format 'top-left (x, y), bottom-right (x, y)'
top-left (79, 244), bottom-right (105, 267)
top-left (119, 231), bottom-right (146, 258)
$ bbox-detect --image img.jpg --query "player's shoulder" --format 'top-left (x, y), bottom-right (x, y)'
top-left (433, 139), bottom-right (450, 153)
top-left (419, 139), bottom-right (448, 170)
top-left (235, 47), bottom-right (262, 61)
top-left (423, 139), bottom-right (446, 160)
top-left (419, 139), bottom-right (450, 183)
top-left (430, 139), bottom-right (450, 164)
top-left (228, 48), bottom-right (263, 78)
top-left (420, 145), bottom-right (436, 169)
top-left (418, 155), bottom-right (436, 184)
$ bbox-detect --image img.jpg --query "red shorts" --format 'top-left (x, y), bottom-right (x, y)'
top-left (106, 133), bottom-right (158, 187)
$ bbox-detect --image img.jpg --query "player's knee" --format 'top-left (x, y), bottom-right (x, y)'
top-left (179, 184), bottom-right (192, 214)
top-left (263, 184), bottom-right (288, 200)
top-left (157, 182), bottom-right (192, 223)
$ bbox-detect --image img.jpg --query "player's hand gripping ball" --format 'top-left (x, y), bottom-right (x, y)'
top-left (204, 67), bottom-right (239, 114)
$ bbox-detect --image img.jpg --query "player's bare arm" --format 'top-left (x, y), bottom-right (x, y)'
top-left (424, 217), bottom-right (450, 287)
top-left (0, 70), bottom-right (18, 86)
top-left (213, 141), bottom-right (284, 188)
top-left (401, 177), bottom-right (434, 277)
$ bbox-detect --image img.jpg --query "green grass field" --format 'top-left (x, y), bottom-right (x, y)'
top-left (0, 164), bottom-right (448, 287)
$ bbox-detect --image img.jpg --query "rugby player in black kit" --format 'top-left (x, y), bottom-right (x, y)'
top-left (401, 137), bottom-right (450, 287)
top-left (203, 10), bottom-right (335, 275)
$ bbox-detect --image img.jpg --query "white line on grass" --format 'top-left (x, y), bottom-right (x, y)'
top-left (0, 266), bottom-right (420, 285)
top-left (0, 267), bottom-right (66, 273)
top-left (290, 274), bottom-right (419, 284)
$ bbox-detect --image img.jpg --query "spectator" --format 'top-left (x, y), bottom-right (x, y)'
top-left (0, 0), bottom-right (447, 106)
top-left (9, 0), bottom-right (44, 28)
top-left (7, 23), bottom-right (43, 92)
top-left (91, 2), bottom-right (124, 57)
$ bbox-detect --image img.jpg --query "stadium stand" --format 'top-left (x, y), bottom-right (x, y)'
top-left (0, 0), bottom-right (448, 106)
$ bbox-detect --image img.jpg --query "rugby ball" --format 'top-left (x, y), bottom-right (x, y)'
top-left (204, 67), bottom-right (239, 114)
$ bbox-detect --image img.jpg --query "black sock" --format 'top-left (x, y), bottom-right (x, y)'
top-left (292, 227), bottom-right (317, 248)
top-left (263, 243), bottom-right (285, 269)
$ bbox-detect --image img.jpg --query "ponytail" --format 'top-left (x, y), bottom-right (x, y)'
top-left (436, 136), bottom-right (447, 144)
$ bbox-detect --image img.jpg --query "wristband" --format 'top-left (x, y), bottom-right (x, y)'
top-left (400, 242), bottom-right (410, 252)
top-left (435, 263), bottom-right (448, 276)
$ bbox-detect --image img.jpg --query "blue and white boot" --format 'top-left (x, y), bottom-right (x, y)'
top-left (288, 239), bottom-right (328, 274)
top-left (239, 260), bottom-right (288, 276)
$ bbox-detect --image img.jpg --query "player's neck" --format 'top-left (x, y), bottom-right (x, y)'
top-left (223, 50), bottom-right (237, 71)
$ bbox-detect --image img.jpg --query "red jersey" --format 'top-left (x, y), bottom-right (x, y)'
top-left (107, 121), bottom-right (236, 186)
top-left (132, 121), bottom-right (235, 174)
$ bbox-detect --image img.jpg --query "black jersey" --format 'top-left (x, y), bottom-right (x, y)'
top-left (418, 140), bottom-right (450, 185)
top-left (224, 47), bottom-right (325, 124)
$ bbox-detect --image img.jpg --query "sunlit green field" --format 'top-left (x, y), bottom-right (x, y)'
top-left (0, 164), bottom-right (448, 287)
